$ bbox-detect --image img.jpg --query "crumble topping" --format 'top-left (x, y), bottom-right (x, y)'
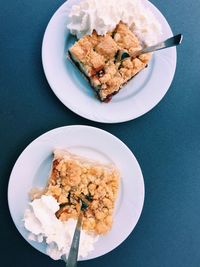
top-left (43, 150), bottom-right (120, 235)
top-left (69, 22), bottom-right (151, 101)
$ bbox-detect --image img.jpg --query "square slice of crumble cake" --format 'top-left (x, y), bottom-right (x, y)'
top-left (68, 22), bottom-right (151, 102)
top-left (45, 149), bottom-right (120, 235)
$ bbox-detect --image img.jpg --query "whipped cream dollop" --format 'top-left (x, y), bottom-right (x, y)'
top-left (67, 0), bottom-right (162, 45)
top-left (24, 195), bottom-right (98, 260)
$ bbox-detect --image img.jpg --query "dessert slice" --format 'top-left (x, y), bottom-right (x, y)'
top-left (45, 149), bottom-right (120, 235)
top-left (68, 22), bottom-right (151, 102)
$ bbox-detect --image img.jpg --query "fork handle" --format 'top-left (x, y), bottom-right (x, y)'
top-left (66, 213), bottom-right (83, 267)
top-left (131, 34), bottom-right (183, 58)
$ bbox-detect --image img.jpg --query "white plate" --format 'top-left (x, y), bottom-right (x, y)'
top-left (8, 125), bottom-right (144, 261)
top-left (42, 0), bottom-right (176, 123)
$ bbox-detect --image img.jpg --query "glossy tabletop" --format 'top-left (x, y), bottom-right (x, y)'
top-left (0, 1), bottom-right (200, 267)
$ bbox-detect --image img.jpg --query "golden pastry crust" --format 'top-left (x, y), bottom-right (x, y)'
top-left (69, 22), bottom-right (152, 102)
top-left (95, 34), bottom-right (119, 60)
top-left (45, 149), bottom-right (120, 235)
top-left (114, 22), bottom-right (141, 52)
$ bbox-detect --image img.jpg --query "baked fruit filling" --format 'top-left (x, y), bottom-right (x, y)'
top-left (44, 149), bottom-right (120, 235)
top-left (69, 22), bottom-right (151, 102)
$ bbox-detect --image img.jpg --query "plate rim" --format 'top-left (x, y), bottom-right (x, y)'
top-left (7, 125), bottom-right (145, 261)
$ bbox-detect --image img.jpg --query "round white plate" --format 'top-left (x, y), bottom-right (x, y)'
top-left (8, 125), bottom-right (145, 261)
top-left (42, 0), bottom-right (176, 123)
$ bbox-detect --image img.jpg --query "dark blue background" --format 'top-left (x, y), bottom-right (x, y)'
top-left (0, 1), bottom-right (200, 266)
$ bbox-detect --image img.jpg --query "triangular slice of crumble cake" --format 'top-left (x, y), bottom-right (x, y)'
top-left (69, 22), bottom-right (151, 102)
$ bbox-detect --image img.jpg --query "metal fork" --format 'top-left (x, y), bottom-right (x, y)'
top-left (66, 212), bottom-right (83, 267)
top-left (118, 34), bottom-right (183, 61)
top-left (66, 196), bottom-right (91, 267)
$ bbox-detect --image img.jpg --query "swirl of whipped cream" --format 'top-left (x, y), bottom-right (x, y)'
top-left (24, 195), bottom-right (98, 260)
top-left (67, 0), bottom-right (162, 45)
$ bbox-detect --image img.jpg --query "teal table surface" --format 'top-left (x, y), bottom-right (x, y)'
top-left (0, 0), bottom-right (200, 266)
